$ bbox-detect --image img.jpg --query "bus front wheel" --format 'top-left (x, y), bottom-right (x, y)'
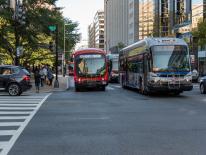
top-left (101, 86), bottom-right (105, 91)
top-left (75, 86), bottom-right (80, 92)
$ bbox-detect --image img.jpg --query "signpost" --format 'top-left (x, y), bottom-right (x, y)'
top-left (48, 25), bottom-right (56, 32)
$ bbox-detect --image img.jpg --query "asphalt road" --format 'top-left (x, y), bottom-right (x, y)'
top-left (8, 84), bottom-right (206, 155)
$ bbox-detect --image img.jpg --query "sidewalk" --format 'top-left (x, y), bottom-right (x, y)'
top-left (30, 75), bottom-right (73, 93)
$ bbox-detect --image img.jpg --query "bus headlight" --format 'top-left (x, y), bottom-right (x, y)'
top-left (78, 78), bottom-right (82, 82)
top-left (148, 72), bottom-right (160, 84)
top-left (184, 73), bottom-right (192, 82)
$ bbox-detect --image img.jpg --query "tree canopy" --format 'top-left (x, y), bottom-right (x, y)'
top-left (192, 18), bottom-right (206, 49)
top-left (0, 0), bottom-right (80, 65)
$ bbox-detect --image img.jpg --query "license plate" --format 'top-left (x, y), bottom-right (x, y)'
top-left (170, 80), bottom-right (176, 84)
top-left (102, 81), bottom-right (107, 85)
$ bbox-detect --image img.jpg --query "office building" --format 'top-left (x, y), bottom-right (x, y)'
top-left (104, 0), bottom-right (129, 52)
top-left (128, 0), bottom-right (139, 44)
top-left (88, 10), bottom-right (105, 50)
top-left (139, 0), bottom-right (155, 39)
top-left (88, 23), bottom-right (95, 48)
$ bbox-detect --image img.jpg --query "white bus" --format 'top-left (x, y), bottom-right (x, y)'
top-left (119, 38), bottom-right (193, 95)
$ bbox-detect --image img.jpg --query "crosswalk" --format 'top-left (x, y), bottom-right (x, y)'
top-left (0, 93), bottom-right (51, 155)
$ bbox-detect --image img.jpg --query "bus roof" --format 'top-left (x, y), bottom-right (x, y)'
top-left (74, 48), bottom-right (106, 56)
top-left (121, 38), bottom-right (188, 52)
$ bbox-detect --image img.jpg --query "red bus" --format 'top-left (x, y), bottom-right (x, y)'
top-left (73, 48), bottom-right (109, 91)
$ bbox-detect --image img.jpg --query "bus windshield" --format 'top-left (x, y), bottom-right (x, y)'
top-left (152, 45), bottom-right (190, 72)
top-left (75, 54), bottom-right (106, 77)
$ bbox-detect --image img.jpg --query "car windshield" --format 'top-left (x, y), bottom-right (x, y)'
top-left (152, 45), bottom-right (190, 72)
top-left (22, 68), bottom-right (30, 75)
top-left (112, 60), bottom-right (119, 71)
top-left (75, 54), bottom-right (106, 77)
top-left (69, 64), bottom-right (74, 70)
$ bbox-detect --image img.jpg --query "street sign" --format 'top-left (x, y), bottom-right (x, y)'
top-left (48, 25), bottom-right (56, 32)
top-left (16, 46), bottom-right (23, 57)
top-left (190, 55), bottom-right (195, 64)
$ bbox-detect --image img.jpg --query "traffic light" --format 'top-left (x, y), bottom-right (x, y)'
top-left (16, 5), bottom-right (26, 25)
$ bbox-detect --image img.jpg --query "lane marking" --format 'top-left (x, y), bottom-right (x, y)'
top-left (0, 142), bottom-right (8, 149)
top-left (0, 93), bottom-right (52, 155)
top-left (77, 117), bottom-right (110, 120)
top-left (107, 86), bottom-right (114, 90)
top-left (111, 85), bottom-right (121, 88)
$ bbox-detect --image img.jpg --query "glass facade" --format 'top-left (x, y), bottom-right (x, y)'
top-left (139, 0), bottom-right (155, 39)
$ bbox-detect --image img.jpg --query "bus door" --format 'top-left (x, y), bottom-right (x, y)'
top-left (143, 53), bottom-right (149, 89)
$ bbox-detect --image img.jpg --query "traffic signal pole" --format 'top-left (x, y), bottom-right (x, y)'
top-left (14, 23), bottom-right (20, 66)
top-left (14, 0), bottom-right (19, 66)
top-left (13, 0), bottom-right (26, 66)
top-left (54, 24), bottom-right (59, 88)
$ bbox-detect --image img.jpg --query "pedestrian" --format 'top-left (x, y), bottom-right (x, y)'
top-left (43, 66), bottom-right (48, 83)
top-left (39, 67), bottom-right (44, 87)
top-left (34, 69), bottom-right (41, 93)
top-left (47, 67), bottom-right (54, 86)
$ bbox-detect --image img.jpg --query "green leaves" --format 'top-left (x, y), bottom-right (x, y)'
top-left (0, 0), bottom-right (80, 65)
top-left (192, 19), bottom-right (206, 49)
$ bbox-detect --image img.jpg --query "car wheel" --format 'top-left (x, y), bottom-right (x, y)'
top-left (8, 83), bottom-right (21, 96)
top-left (200, 83), bottom-right (206, 94)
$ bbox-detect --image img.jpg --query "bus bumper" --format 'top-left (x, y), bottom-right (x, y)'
top-left (147, 84), bottom-right (193, 92)
top-left (75, 81), bottom-right (108, 88)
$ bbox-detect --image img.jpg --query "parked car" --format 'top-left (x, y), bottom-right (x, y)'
top-left (0, 65), bottom-right (32, 96)
top-left (192, 69), bottom-right (199, 82)
top-left (200, 76), bottom-right (206, 94)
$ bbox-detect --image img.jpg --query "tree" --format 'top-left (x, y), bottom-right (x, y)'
top-left (192, 18), bottom-right (206, 50)
top-left (117, 42), bottom-right (125, 50)
top-left (0, 0), bottom-right (80, 66)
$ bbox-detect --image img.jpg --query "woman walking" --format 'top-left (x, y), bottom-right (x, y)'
top-left (47, 67), bottom-right (54, 86)
top-left (34, 69), bottom-right (41, 93)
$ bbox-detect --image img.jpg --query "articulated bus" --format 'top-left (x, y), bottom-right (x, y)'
top-left (119, 38), bottom-right (193, 95)
top-left (74, 48), bottom-right (109, 91)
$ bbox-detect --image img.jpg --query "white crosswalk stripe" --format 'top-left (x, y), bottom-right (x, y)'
top-left (0, 93), bottom-right (51, 155)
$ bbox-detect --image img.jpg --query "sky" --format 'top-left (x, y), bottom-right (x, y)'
top-left (56, 0), bottom-right (104, 42)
